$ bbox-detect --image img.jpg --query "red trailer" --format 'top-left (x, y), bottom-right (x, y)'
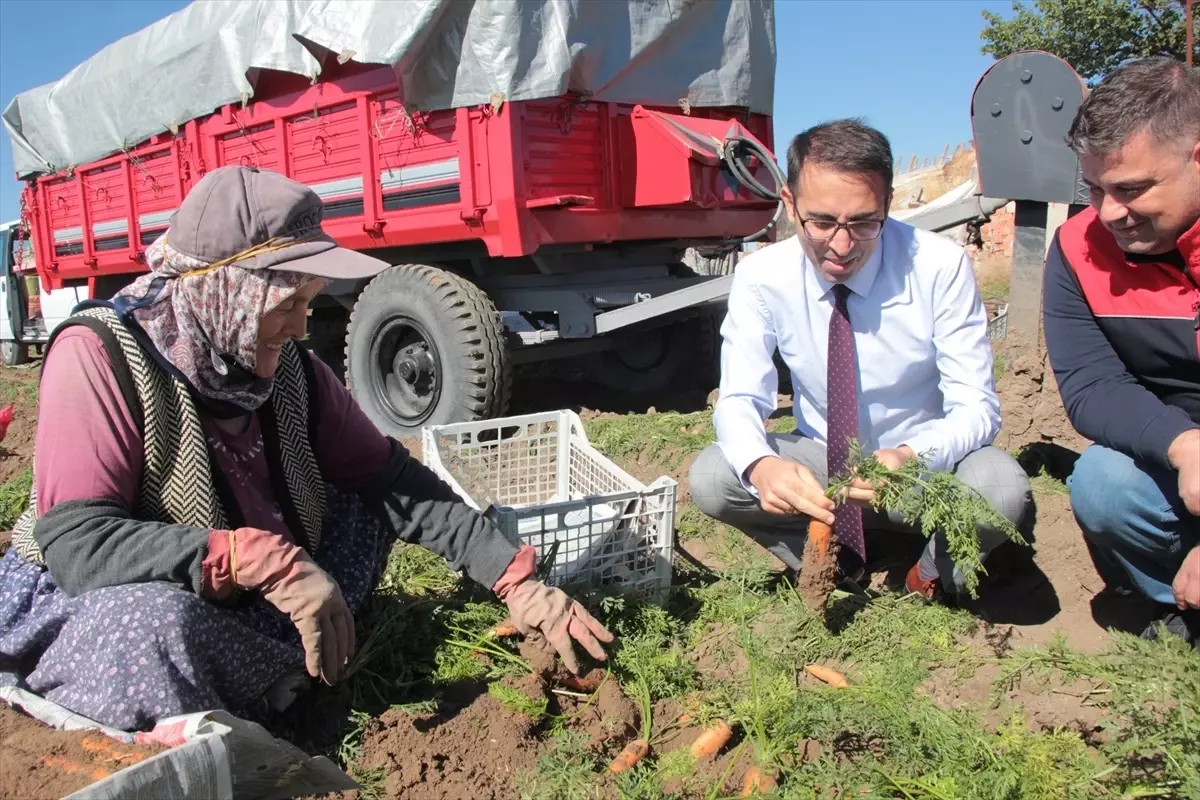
top-left (4, 2), bottom-right (780, 437)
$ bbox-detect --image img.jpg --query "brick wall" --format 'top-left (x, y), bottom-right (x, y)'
top-left (973, 205), bottom-right (1014, 257)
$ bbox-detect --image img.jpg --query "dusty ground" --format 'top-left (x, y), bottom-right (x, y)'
top-left (0, 704), bottom-right (164, 799)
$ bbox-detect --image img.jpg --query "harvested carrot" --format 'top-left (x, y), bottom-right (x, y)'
top-left (804, 664), bottom-right (850, 687)
top-left (41, 755), bottom-right (112, 782)
top-left (492, 620), bottom-right (519, 637)
top-left (81, 735), bottom-right (148, 765)
top-left (689, 719), bottom-right (733, 760)
top-left (560, 671), bottom-right (604, 693)
top-left (742, 766), bottom-right (779, 795)
top-left (676, 712), bottom-right (693, 726)
top-left (808, 519), bottom-right (832, 562)
top-left (796, 519), bottom-right (840, 612)
top-left (607, 738), bottom-right (650, 773)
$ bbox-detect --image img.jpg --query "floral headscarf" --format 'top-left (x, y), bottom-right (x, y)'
top-left (112, 233), bottom-right (321, 411)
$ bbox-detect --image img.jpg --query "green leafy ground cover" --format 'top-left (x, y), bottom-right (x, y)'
top-left (317, 409), bottom-right (1198, 800)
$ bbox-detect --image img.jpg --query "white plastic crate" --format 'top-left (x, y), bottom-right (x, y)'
top-left (421, 410), bottom-right (677, 602)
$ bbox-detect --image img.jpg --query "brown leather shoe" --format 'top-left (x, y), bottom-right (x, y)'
top-left (905, 563), bottom-right (939, 600)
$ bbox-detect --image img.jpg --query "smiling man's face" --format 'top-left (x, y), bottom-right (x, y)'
top-left (780, 162), bottom-right (890, 284)
top-left (1080, 129), bottom-right (1200, 256)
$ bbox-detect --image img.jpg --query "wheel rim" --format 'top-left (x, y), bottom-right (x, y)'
top-left (368, 315), bottom-right (443, 428)
top-left (612, 328), bottom-right (668, 372)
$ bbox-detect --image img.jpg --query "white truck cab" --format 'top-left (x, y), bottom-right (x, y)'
top-left (0, 219), bottom-right (92, 366)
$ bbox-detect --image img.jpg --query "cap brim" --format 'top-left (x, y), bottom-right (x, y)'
top-left (267, 243), bottom-right (390, 281)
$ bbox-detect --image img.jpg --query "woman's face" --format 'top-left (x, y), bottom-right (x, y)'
top-left (254, 279), bottom-right (326, 378)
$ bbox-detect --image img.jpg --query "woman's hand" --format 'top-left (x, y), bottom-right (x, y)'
top-left (204, 528), bottom-right (355, 684)
top-left (502, 578), bottom-right (614, 675)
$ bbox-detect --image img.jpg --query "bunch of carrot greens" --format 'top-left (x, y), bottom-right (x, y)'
top-left (801, 440), bottom-right (1028, 611)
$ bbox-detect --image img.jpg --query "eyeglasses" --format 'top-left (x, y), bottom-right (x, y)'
top-left (795, 214), bottom-right (885, 242)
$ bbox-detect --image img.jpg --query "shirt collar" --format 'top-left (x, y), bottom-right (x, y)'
top-left (806, 223), bottom-right (887, 300)
top-left (1177, 213), bottom-right (1200, 275)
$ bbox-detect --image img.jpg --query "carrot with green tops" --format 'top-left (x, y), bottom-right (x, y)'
top-left (607, 738), bottom-right (650, 773)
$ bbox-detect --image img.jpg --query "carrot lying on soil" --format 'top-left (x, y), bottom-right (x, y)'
top-left (742, 766), bottom-right (779, 795)
top-left (607, 738), bottom-right (650, 773)
top-left (804, 664), bottom-right (850, 687)
top-left (689, 719), bottom-right (733, 760)
top-left (559, 671), bottom-right (605, 693)
top-left (80, 735), bottom-right (149, 765)
top-left (41, 756), bottom-right (112, 782)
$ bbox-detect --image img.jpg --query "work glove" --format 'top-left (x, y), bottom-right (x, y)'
top-left (494, 546), bottom-right (614, 675)
top-left (203, 527), bottom-right (355, 685)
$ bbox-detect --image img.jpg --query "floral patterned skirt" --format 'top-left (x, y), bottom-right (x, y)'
top-left (0, 486), bottom-right (395, 731)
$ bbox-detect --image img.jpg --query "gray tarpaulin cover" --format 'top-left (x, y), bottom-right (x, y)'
top-left (3, 0), bottom-right (776, 179)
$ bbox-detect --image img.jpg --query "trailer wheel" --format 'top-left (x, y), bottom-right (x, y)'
top-left (589, 312), bottom-right (719, 395)
top-left (344, 264), bottom-right (511, 438)
top-left (1, 341), bottom-right (29, 367)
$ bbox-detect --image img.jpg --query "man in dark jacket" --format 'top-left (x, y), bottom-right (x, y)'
top-left (1043, 57), bottom-right (1200, 649)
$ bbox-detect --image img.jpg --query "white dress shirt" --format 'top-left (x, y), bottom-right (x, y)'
top-left (714, 218), bottom-right (1000, 485)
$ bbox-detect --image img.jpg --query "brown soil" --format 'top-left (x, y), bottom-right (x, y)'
top-left (918, 656), bottom-right (1107, 741)
top-left (0, 704), bottom-right (165, 800)
top-left (0, 365), bottom-right (39, 485)
top-left (350, 636), bottom-right (641, 800)
top-left (993, 332), bottom-right (1089, 455)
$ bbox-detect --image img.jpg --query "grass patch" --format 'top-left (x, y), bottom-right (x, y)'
top-left (317, 413), bottom-right (1196, 800)
top-left (585, 410), bottom-right (715, 467)
top-left (0, 468), bottom-right (32, 529)
top-left (981, 275), bottom-right (1011, 303)
top-left (675, 505), bottom-right (716, 543)
top-left (0, 374), bottom-right (38, 405)
top-left (993, 353), bottom-right (1006, 384)
top-left (1030, 465), bottom-right (1069, 496)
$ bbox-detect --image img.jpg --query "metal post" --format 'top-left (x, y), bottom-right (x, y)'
top-left (1188, 0), bottom-right (1195, 67)
top-left (1007, 199), bottom-right (1049, 344)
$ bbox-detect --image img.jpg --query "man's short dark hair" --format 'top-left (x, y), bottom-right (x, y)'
top-left (1068, 57), bottom-right (1200, 156)
top-left (786, 119), bottom-right (893, 193)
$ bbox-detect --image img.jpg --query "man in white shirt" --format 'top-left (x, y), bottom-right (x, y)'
top-left (689, 119), bottom-right (1031, 600)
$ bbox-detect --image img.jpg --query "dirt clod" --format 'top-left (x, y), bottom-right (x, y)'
top-left (357, 690), bottom-right (540, 800)
top-left (0, 704), bottom-right (164, 800)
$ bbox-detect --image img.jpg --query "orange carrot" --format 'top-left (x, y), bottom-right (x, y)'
top-left (742, 766), bottom-right (779, 795)
top-left (804, 664), bottom-right (850, 687)
top-left (676, 712), bottom-right (693, 726)
top-left (607, 738), bottom-right (650, 773)
top-left (492, 621), bottom-right (519, 637)
top-left (807, 519), bottom-right (832, 563)
top-left (41, 755), bottom-right (112, 782)
top-left (80, 735), bottom-right (148, 765)
top-left (689, 719), bottom-right (733, 760)
top-left (560, 671), bottom-right (604, 693)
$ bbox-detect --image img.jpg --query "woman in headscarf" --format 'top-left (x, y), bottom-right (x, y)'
top-left (0, 165), bottom-right (612, 731)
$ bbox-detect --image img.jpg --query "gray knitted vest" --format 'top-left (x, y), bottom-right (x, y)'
top-left (11, 306), bottom-right (327, 564)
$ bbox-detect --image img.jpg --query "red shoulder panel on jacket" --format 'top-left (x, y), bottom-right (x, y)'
top-left (1058, 207), bottom-right (1196, 319)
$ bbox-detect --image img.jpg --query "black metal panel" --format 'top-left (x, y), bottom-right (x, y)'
top-left (381, 184), bottom-right (461, 212)
top-left (971, 51), bottom-right (1089, 205)
top-left (323, 197), bottom-right (366, 219)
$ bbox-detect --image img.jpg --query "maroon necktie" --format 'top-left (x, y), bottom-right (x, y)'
top-left (827, 284), bottom-right (865, 561)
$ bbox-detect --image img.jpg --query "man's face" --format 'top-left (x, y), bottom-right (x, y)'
top-left (1080, 130), bottom-right (1200, 255)
top-left (780, 162), bottom-right (890, 284)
